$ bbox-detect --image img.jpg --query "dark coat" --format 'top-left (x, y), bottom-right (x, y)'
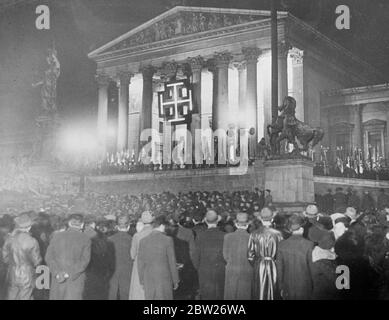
top-left (193, 227), bottom-right (226, 300)
top-left (45, 228), bottom-right (91, 300)
top-left (137, 230), bottom-right (179, 300)
top-left (172, 236), bottom-right (196, 300)
top-left (321, 193), bottom-right (334, 214)
top-left (108, 231), bottom-right (133, 300)
top-left (223, 229), bottom-right (253, 300)
top-left (333, 191), bottom-right (347, 213)
top-left (311, 247), bottom-right (339, 300)
top-left (276, 235), bottom-right (314, 300)
top-left (83, 232), bottom-right (115, 300)
top-left (192, 222), bottom-right (207, 238)
top-left (177, 225), bottom-right (195, 264)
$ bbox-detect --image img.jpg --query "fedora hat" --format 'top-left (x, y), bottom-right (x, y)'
top-left (14, 213), bottom-right (33, 229)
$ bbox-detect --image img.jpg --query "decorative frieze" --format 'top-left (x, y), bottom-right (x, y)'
top-left (105, 12), bottom-right (261, 53)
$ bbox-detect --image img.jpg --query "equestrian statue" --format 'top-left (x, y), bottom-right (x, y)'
top-left (267, 96), bottom-right (324, 156)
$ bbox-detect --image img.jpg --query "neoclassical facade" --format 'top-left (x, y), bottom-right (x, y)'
top-left (88, 6), bottom-right (384, 160)
top-left (321, 84), bottom-right (389, 161)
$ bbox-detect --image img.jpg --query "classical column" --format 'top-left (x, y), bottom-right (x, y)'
top-left (96, 73), bottom-right (110, 153)
top-left (289, 47), bottom-right (305, 121)
top-left (386, 105), bottom-right (389, 160)
top-left (243, 47), bottom-right (261, 158)
top-left (188, 56), bottom-right (204, 166)
top-left (213, 52), bottom-right (232, 131)
top-left (236, 62), bottom-right (246, 123)
top-left (117, 71), bottom-right (132, 151)
top-left (187, 56), bottom-right (203, 114)
top-left (353, 104), bottom-right (364, 153)
top-left (140, 66), bottom-right (155, 142)
top-left (278, 42), bottom-right (290, 106)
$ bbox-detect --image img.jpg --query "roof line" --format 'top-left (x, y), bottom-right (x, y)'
top-left (88, 6), bottom-right (288, 58)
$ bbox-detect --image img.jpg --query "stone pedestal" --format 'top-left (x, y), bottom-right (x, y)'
top-left (264, 158), bottom-right (314, 212)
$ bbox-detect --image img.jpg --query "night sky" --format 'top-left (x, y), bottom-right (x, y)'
top-left (1, 0), bottom-right (389, 142)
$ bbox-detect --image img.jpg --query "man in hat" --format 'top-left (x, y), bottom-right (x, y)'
top-left (303, 204), bottom-right (320, 239)
top-left (108, 214), bottom-right (133, 300)
top-left (45, 213), bottom-right (91, 300)
top-left (137, 215), bottom-right (179, 300)
top-left (223, 212), bottom-right (253, 300)
top-left (193, 209), bottom-right (226, 300)
top-left (276, 213), bottom-right (314, 300)
top-left (311, 229), bottom-right (338, 300)
top-left (2, 212), bottom-right (42, 300)
top-left (129, 211), bottom-right (154, 300)
top-left (248, 207), bottom-right (283, 300)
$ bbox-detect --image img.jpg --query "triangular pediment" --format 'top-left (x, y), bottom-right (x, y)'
top-left (89, 6), bottom-right (287, 58)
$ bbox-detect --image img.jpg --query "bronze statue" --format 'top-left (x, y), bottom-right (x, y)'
top-left (267, 96), bottom-right (324, 156)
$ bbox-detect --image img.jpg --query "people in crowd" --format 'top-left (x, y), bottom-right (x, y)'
top-left (223, 212), bottom-right (253, 300)
top-left (248, 207), bottom-right (283, 300)
top-left (108, 214), bottom-right (133, 300)
top-left (137, 215), bottom-right (179, 300)
top-left (166, 221), bottom-right (197, 300)
top-left (2, 212), bottom-right (42, 300)
top-left (310, 228), bottom-right (338, 300)
top-left (45, 213), bottom-right (91, 300)
top-left (129, 211), bottom-right (154, 300)
top-left (193, 209), bottom-right (225, 300)
top-left (1, 186), bottom-right (389, 300)
top-left (276, 214), bottom-right (314, 300)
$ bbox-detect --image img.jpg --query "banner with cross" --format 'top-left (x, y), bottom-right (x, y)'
top-left (158, 80), bottom-right (193, 122)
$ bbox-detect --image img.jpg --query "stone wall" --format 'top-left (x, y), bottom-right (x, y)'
top-left (86, 162), bottom-right (265, 195)
top-left (314, 176), bottom-right (389, 202)
top-left (85, 162), bottom-right (389, 201)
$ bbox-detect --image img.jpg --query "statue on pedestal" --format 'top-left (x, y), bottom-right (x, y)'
top-left (32, 46), bottom-right (61, 161)
top-left (267, 96), bottom-right (324, 157)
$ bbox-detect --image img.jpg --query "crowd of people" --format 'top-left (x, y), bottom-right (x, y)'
top-left (1, 187), bottom-right (389, 300)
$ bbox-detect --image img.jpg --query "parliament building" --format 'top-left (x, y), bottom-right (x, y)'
top-left (88, 6), bottom-right (385, 163)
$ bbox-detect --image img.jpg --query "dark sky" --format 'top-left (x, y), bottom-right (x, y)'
top-left (1, 0), bottom-right (389, 140)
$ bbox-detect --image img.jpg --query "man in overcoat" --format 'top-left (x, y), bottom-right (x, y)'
top-left (108, 214), bottom-right (133, 300)
top-left (276, 214), bottom-right (314, 300)
top-left (2, 213), bottom-right (42, 300)
top-left (45, 214), bottom-right (91, 300)
top-left (193, 210), bottom-right (226, 300)
top-left (137, 215), bottom-right (179, 300)
top-left (223, 212), bottom-right (253, 300)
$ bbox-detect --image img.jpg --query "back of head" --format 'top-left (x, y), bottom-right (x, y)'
top-left (68, 213), bottom-right (84, 229)
top-left (205, 209), bottom-right (219, 225)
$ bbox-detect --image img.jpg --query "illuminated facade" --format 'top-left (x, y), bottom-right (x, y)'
top-left (321, 84), bottom-right (389, 162)
top-left (88, 6), bottom-right (384, 160)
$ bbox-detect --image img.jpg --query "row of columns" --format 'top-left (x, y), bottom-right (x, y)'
top-left (96, 43), bottom-right (291, 156)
